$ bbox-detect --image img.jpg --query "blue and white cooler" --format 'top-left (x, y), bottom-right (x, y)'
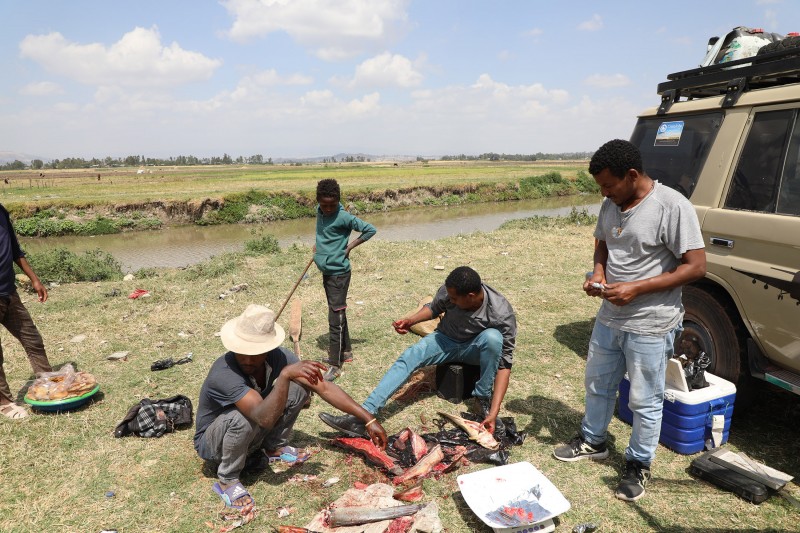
top-left (618, 371), bottom-right (736, 455)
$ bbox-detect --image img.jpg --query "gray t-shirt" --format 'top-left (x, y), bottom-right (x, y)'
top-left (427, 283), bottom-right (517, 369)
top-left (594, 181), bottom-right (704, 335)
top-left (193, 347), bottom-right (298, 456)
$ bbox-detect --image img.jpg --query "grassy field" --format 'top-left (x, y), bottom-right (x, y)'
top-left (0, 160), bottom-right (588, 210)
top-left (0, 217), bottom-right (797, 532)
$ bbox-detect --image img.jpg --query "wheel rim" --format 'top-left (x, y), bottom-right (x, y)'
top-left (679, 319), bottom-right (715, 366)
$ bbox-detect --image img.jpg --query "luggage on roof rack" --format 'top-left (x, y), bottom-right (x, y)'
top-left (656, 45), bottom-right (800, 115)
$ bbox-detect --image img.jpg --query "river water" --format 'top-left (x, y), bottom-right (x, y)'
top-left (20, 196), bottom-right (601, 272)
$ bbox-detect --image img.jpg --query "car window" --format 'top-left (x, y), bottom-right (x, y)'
top-left (777, 112), bottom-right (800, 216)
top-left (726, 109), bottom-right (793, 213)
top-left (630, 112), bottom-right (723, 198)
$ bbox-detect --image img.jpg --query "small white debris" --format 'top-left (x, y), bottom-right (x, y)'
top-left (322, 477), bottom-right (340, 487)
top-left (107, 351), bottom-right (129, 361)
top-left (433, 265), bottom-right (445, 270)
top-left (178, 332), bottom-right (190, 338)
top-left (355, 301), bottom-right (364, 305)
top-left (70, 334), bottom-right (87, 343)
top-left (123, 273), bottom-right (135, 281)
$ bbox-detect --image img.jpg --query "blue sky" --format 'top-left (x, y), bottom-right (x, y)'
top-left (1, 0), bottom-right (797, 160)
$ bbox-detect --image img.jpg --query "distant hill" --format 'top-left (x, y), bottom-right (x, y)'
top-left (0, 151), bottom-right (46, 165)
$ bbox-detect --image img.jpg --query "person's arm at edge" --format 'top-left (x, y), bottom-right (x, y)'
top-left (14, 256), bottom-right (47, 303)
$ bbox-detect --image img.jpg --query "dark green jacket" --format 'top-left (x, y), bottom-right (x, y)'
top-left (313, 203), bottom-right (376, 276)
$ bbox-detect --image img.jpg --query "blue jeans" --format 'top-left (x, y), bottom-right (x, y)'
top-left (580, 321), bottom-right (679, 465)
top-left (362, 329), bottom-right (503, 414)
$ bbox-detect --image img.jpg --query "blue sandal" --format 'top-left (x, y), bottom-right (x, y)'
top-left (212, 481), bottom-right (253, 509)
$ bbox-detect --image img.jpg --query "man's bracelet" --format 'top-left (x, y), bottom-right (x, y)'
top-left (365, 418), bottom-right (378, 429)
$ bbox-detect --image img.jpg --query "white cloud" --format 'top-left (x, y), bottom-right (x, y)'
top-left (222, 0), bottom-right (410, 59)
top-left (349, 52), bottom-right (422, 88)
top-left (20, 81), bottom-right (63, 96)
top-left (765, 9), bottom-right (778, 30)
top-left (524, 28), bottom-right (543, 37)
top-left (497, 50), bottom-right (511, 61)
top-left (578, 14), bottom-right (603, 31)
top-left (584, 74), bottom-right (630, 88)
top-left (19, 27), bottom-right (221, 88)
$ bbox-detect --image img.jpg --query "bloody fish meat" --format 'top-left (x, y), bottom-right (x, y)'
top-left (333, 437), bottom-right (403, 475)
top-left (392, 444), bottom-right (444, 485)
top-left (393, 481), bottom-right (425, 502)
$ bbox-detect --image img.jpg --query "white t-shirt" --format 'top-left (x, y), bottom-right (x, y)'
top-left (594, 181), bottom-right (705, 335)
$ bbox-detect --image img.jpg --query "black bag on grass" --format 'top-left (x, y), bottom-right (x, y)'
top-left (114, 394), bottom-right (193, 438)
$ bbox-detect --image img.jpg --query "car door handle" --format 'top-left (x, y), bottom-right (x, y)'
top-left (710, 237), bottom-right (734, 248)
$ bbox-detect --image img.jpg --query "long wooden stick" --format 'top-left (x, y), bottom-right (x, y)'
top-left (275, 257), bottom-right (314, 321)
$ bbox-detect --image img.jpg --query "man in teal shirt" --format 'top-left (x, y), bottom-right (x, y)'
top-left (314, 179), bottom-right (376, 380)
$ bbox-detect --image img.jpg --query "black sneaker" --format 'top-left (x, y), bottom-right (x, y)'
top-left (615, 460), bottom-right (651, 501)
top-left (318, 412), bottom-right (368, 438)
top-left (553, 435), bottom-right (609, 462)
top-left (474, 397), bottom-right (505, 436)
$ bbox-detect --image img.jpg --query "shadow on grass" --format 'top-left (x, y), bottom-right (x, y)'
top-left (313, 334), bottom-right (368, 355)
top-left (505, 393), bottom-right (609, 448)
top-left (726, 382), bottom-right (800, 477)
top-left (553, 319), bottom-right (594, 361)
top-left (606, 477), bottom-right (792, 532)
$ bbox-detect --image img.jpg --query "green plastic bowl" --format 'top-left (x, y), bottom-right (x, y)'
top-left (24, 384), bottom-right (100, 412)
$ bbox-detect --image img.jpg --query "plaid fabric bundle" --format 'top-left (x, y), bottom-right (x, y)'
top-left (114, 394), bottom-right (193, 438)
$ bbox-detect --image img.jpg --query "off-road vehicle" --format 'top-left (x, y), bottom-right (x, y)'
top-left (628, 34), bottom-right (800, 401)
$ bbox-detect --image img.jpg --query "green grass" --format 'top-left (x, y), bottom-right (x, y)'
top-left (0, 219), bottom-right (797, 532)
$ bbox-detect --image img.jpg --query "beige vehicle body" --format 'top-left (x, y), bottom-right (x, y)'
top-left (630, 49), bottom-right (800, 399)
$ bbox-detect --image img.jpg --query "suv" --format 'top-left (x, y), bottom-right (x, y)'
top-left (628, 41), bottom-right (800, 401)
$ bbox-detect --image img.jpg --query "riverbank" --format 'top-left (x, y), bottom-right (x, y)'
top-left (1, 217), bottom-right (797, 532)
top-left (1, 160), bottom-right (596, 236)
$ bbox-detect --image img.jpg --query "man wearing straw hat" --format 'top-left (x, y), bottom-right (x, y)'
top-left (195, 304), bottom-right (388, 509)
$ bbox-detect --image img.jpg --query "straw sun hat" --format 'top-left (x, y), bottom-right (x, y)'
top-left (220, 304), bottom-right (285, 355)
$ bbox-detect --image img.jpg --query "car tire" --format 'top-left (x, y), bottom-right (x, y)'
top-left (680, 284), bottom-right (749, 388)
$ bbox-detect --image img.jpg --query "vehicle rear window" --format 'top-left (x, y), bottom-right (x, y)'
top-left (630, 112), bottom-right (723, 198)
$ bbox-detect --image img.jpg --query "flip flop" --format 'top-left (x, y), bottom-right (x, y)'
top-left (0, 403), bottom-right (29, 420)
top-left (212, 481), bottom-right (253, 509)
top-left (266, 446), bottom-right (312, 465)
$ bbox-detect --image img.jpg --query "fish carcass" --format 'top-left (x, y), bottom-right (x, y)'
top-left (392, 444), bottom-right (445, 485)
top-left (333, 437), bottom-right (404, 476)
top-left (436, 411), bottom-right (500, 450)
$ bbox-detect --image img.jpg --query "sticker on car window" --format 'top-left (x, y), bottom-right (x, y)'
top-left (655, 121), bottom-right (684, 146)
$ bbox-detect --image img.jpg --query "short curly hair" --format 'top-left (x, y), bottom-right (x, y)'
top-left (445, 266), bottom-right (482, 295)
top-left (316, 178), bottom-right (340, 201)
top-left (588, 139), bottom-right (643, 178)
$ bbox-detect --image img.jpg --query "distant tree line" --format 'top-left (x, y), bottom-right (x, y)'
top-left (0, 153), bottom-right (276, 171)
top-left (1, 151), bottom-right (593, 171)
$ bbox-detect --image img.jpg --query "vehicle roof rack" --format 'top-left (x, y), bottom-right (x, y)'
top-left (656, 46), bottom-right (800, 115)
